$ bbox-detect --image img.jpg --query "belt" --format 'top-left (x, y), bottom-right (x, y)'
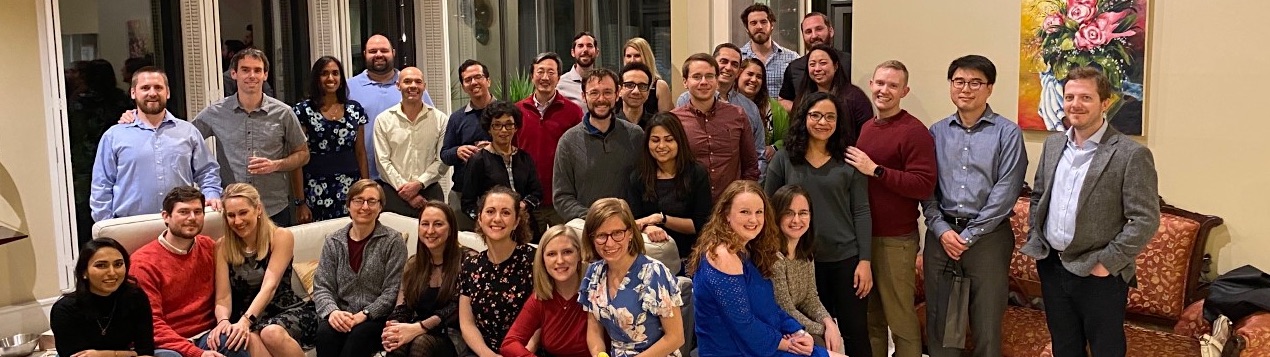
top-left (944, 216), bottom-right (971, 227)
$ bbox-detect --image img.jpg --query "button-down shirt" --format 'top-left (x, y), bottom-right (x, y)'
top-left (557, 66), bottom-right (587, 110)
top-left (676, 89), bottom-right (767, 172)
top-left (1045, 120), bottom-right (1109, 251)
top-left (921, 104), bottom-right (1028, 244)
top-left (193, 94), bottom-right (307, 216)
top-left (374, 103), bottom-right (450, 190)
top-left (348, 69), bottom-right (434, 181)
top-left (90, 112), bottom-right (222, 221)
top-left (741, 41), bottom-right (799, 96)
top-left (441, 103), bottom-right (493, 193)
top-left (670, 100), bottom-right (760, 201)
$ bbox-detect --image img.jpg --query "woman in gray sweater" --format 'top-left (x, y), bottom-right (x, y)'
top-left (312, 179), bottom-right (408, 357)
top-left (770, 185), bottom-right (843, 351)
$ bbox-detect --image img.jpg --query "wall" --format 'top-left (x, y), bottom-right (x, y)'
top-left (0, 0), bottom-right (65, 329)
top-left (851, 1), bottom-right (1270, 274)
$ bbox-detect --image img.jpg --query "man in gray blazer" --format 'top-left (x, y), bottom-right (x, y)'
top-left (1021, 66), bottom-right (1160, 357)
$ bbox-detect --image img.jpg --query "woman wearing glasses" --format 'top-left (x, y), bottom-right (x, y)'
top-left (790, 45), bottom-right (873, 142)
top-left (461, 101), bottom-right (544, 237)
top-left (627, 113), bottom-right (711, 260)
top-left (312, 179), bottom-right (409, 357)
top-left (763, 92), bottom-right (873, 357)
top-left (459, 186), bottom-right (537, 357)
top-left (579, 198), bottom-right (685, 357)
top-left (770, 185), bottom-right (843, 351)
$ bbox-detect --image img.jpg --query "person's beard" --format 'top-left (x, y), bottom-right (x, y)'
top-left (136, 97), bottom-right (167, 115)
top-left (368, 56), bottom-right (393, 74)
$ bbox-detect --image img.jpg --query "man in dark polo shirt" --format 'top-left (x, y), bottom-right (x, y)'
top-left (193, 49), bottom-right (310, 226)
top-left (778, 12), bottom-right (852, 111)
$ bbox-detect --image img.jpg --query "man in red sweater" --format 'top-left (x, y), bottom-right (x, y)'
top-left (131, 187), bottom-right (249, 357)
top-left (846, 60), bottom-right (937, 357)
top-left (516, 52), bottom-right (584, 234)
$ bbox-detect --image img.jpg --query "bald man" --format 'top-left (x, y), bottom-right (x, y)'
top-left (372, 67), bottom-right (450, 217)
top-left (351, 34), bottom-right (436, 182)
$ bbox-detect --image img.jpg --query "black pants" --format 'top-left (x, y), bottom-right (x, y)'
top-left (816, 256), bottom-right (871, 357)
top-left (379, 180), bottom-right (443, 218)
top-left (270, 208), bottom-right (294, 227)
top-left (316, 316), bottom-right (388, 357)
top-left (922, 223), bottom-right (1013, 357)
top-left (1038, 249), bottom-right (1129, 357)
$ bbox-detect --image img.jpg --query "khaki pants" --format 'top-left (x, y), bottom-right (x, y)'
top-left (868, 231), bottom-right (922, 357)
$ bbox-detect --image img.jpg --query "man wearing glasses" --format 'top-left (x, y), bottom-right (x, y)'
top-left (615, 61), bottom-right (654, 127)
top-left (373, 67), bottom-right (450, 217)
top-left (676, 43), bottom-right (766, 177)
top-left (552, 68), bottom-right (644, 220)
top-left (517, 52), bottom-right (584, 233)
top-left (441, 59), bottom-right (494, 230)
top-left (921, 55), bottom-right (1028, 357)
top-left (670, 53), bottom-right (759, 201)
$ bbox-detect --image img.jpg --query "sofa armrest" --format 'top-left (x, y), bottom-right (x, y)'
top-left (1173, 299), bottom-right (1211, 338)
top-left (1233, 311), bottom-right (1270, 357)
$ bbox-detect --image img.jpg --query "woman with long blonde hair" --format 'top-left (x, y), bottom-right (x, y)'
top-left (212, 183), bottom-right (317, 356)
top-left (623, 37), bottom-right (674, 113)
top-left (501, 225), bottom-right (589, 357)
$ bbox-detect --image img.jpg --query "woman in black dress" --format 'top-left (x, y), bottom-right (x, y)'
top-left (627, 113), bottom-right (712, 260)
top-left (382, 201), bottom-right (475, 356)
top-left (51, 237), bottom-right (155, 356)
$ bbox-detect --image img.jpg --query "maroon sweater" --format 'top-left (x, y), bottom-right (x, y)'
top-left (515, 93), bottom-right (584, 206)
top-left (500, 290), bottom-right (589, 357)
top-left (856, 110), bottom-right (938, 236)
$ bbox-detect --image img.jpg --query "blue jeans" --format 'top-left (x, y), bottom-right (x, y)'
top-left (153, 332), bottom-right (251, 357)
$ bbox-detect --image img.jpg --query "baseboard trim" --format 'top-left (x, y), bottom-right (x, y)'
top-left (0, 294), bottom-right (60, 337)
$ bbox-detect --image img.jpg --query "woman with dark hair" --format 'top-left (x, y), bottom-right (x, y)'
top-left (51, 237), bottom-right (156, 356)
top-left (382, 201), bottom-right (475, 357)
top-left (688, 181), bottom-right (847, 357)
top-left (737, 58), bottom-right (787, 161)
top-left (763, 92), bottom-right (873, 357)
top-left (791, 45), bottom-right (873, 141)
top-left (627, 113), bottom-right (711, 259)
top-left (770, 185), bottom-right (842, 351)
top-left (291, 55), bottom-right (370, 224)
top-left (461, 100), bottom-right (544, 236)
top-left (459, 186), bottom-right (537, 357)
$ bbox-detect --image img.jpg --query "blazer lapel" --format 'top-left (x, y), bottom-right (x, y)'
top-left (1077, 128), bottom-right (1121, 207)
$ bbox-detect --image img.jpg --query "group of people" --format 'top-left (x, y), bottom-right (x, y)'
top-left (68, 2), bottom-right (1160, 357)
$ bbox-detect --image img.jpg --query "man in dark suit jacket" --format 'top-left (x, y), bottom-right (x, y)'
top-left (1021, 66), bottom-right (1160, 357)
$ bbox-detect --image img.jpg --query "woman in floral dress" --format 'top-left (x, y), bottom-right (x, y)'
top-left (579, 197), bottom-right (684, 357)
top-left (458, 186), bottom-right (537, 357)
top-left (291, 56), bottom-right (369, 223)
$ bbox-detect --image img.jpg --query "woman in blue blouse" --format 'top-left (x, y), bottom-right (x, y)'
top-left (579, 198), bottom-right (684, 357)
top-left (688, 180), bottom-right (846, 357)
top-left (291, 56), bottom-right (370, 223)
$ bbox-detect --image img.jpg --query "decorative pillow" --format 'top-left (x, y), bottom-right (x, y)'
top-left (293, 259), bottom-right (320, 298)
top-left (1126, 214), bottom-right (1200, 320)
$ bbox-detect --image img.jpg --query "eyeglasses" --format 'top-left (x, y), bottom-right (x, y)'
top-left (808, 112), bottom-right (837, 123)
top-left (586, 90), bottom-right (616, 99)
top-left (689, 74), bottom-right (717, 82)
top-left (951, 79), bottom-right (988, 90)
top-left (592, 229), bottom-right (630, 245)
top-left (351, 198), bottom-right (381, 207)
top-left (462, 74), bottom-right (487, 84)
top-left (490, 123), bottom-right (517, 131)
top-left (620, 82), bottom-right (652, 92)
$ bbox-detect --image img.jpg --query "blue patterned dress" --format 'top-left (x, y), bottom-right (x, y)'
top-left (292, 99), bottom-right (369, 220)
top-left (579, 254), bottom-right (684, 357)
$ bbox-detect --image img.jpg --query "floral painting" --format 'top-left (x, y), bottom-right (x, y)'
top-left (1019, 0), bottom-right (1149, 135)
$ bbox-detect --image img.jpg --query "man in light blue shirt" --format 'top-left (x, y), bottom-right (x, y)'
top-left (91, 67), bottom-right (222, 221)
top-left (349, 34), bottom-right (434, 181)
top-left (739, 3), bottom-right (798, 96)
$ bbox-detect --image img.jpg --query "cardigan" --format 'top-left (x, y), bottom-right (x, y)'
top-left (312, 222), bottom-right (408, 320)
top-left (515, 93), bottom-right (584, 206)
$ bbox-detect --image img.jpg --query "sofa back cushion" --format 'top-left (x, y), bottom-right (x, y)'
top-left (92, 209), bottom-right (226, 254)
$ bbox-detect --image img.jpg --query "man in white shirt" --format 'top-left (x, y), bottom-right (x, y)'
top-left (373, 66), bottom-right (449, 217)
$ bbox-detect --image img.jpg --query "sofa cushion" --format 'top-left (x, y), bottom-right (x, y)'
top-left (1126, 213), bottom-right (1202, 321)
top-left (1000, 306), bottom-right (1052, 357)
top-left (92, 208), bottom-right (226, 254)
top-left (293, 260), bottom-right (320, 297)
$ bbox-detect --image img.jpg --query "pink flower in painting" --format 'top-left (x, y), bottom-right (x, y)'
top-left (1067, 0), bottom-right (1098, 8)
top-left (1043, 12), bottom-right (1064, 33)
top-left (1067, 4), bottom-right (1095, 23)
top-left (1074, 10), bottom-right (1137, 50)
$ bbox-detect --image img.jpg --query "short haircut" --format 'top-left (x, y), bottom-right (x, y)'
top-left (123, 57), bottom-right (154, 82)
top-left (741, 3), bottom-right (775, 23)
top-left (875, 60), bottom-right (910, 84)
top-left (802, 12), bottom-right (833, 27)
top-left (620, 61), bottom-right (653, 84)
top-left (573, 31), bottom-right (598, 47)
top-left (532, 52), bottom-right (563, 74)
top-left (947, 54), bottom-right (997, 84)
top-left (346, 179), bottom-right (384, 207)
top-left (130, 66), bottom-right (168, 88)
top-left (1064, 66), bottom-right (1115, 101)
top-left (580, 198), bottom-right (645, 259)
top-left (582, 67), bottom-right (620, 94)
top-left (681, 53), bottom-right (719, 79)
top-left (230, 48), bottom-right (270, 73)
top-left (713, 43), bottom-right (742, 58)
top-left (162, 186), bottom-right (205, 213)
top-left (457, 59), bottom-right (489, 78)
top-left (479, 100), bottom-right (524, 132)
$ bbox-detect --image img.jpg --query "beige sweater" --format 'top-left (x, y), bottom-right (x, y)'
top-left (771, 253), bottom-right (833, 334)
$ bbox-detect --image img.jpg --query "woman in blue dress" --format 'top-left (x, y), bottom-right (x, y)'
top-left (688, 180), bottom-right (847, 357)
top-left (291, 56), bottom-right (370, 223)
top-left (579, 197), bottom-right (685, 357)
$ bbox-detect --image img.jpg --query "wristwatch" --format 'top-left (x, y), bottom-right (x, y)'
top-left (246, 313), bottom-right (258, 324)
top-left (873, 166), bottom-right (886, 178)
top-left (293, 198), bottom-right (305, 206)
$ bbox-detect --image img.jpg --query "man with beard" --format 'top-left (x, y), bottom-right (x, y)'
top-left (552, 67), bottom-right (643, 220)
top-left (374, 67), bottom-right (449, 217)
top-left (91, 67), bottom-right (223, 221)
top-left (131, 186), bottom-right (248, 357)
top-left (349, 34), bottom-right (435, 182)
top-left (557, 32), bottom-right (598, 110)
top-left (739, 3), bottom-right (798, 97)
top-left (670, 53), bottom-right (759, 201)
top-left (516, 52), bottom-right (584, 231)
top-left (440, 59), bottom-right (494, 230)
top-left (193, 49), bottom-right (310, 227)
top-left (779, 12), bottom-right (853, 111)
top-left (675, 44), bottom-right (765, 175)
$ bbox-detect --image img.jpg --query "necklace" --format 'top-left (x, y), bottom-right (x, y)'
top-left (157, 232), bottom-right (190, 255)
top-left (96, 297), bottom-right (118, 336)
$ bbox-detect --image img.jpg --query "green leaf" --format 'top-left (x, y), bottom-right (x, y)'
top-left (1060, 38), bottom-right (1075, 51)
